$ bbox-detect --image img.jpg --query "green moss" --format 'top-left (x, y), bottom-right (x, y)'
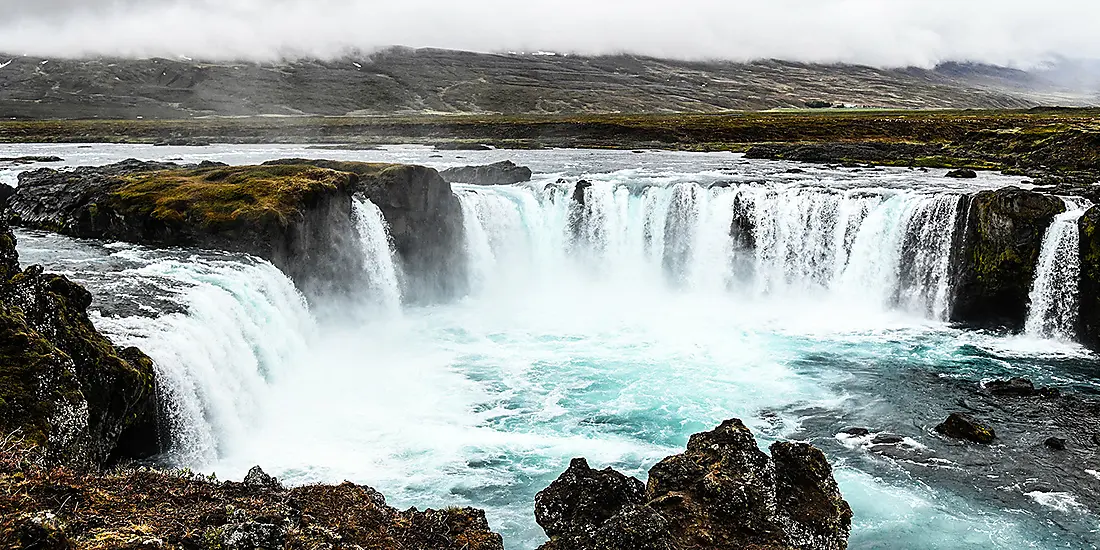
top-left (110, 165), bottom-right (350, 231)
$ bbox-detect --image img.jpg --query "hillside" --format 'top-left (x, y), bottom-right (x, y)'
top-left (0, 48), bottom-right (1094, 119)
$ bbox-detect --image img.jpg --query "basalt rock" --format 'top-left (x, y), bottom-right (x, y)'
top-left (935, 413), bottom-right (996, 444)
top-left (440, 160), bottom-right (533, 185)
top-left (536, 419), bottom-right (852, 550)
top-left (983, 377), bottom-right (1038, 397)
top-left (0, 218), bottom-right (158, 466)
top-left (946, 168), bottom-right (978, 178)
top-left (1078, 206), bottom-right (1100, 348)
top-left (950, 187), bottom-right (1065, 330)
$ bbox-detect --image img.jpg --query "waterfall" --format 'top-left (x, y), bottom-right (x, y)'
top-left (92, 256), bottom-right (316, 465)
top-left (467, 181), bottom-right (966, 319)
top-left (1025, 198), bottom-right (1092, 340)
top-left (351, 197), bottom-right (403, 311)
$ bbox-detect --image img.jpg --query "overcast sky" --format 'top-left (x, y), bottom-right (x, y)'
top-left (1, 0), bottom-right (1097, 68)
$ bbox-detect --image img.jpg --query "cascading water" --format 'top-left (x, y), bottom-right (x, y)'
top-left (1025, 198), bottom-right (1092, 340)
top-left (352, 196), bottom-right (404, 311)
top-left (91, 252), bottom-right (316, 465)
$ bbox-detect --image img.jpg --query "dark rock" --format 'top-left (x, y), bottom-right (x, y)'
top-left (243, 466), bottom-right (283, 492)
top-left (1079, 206), bottom-right (1100, 348)
top-left (744, 142), bottom-right (946, 165)
top-left (0, 218), bottom-right (159, 465)
top-left (537, 419), bottom-right (851, 550)
top-left (353, 164), bottom-right (466, 302)
top-left (1044, 437), bottom-right (1067, 451)
top-left (571, 180), bottom-right (592, 206)
top-left (935, 413), bottom-right (996, 444)
top-left (950, 188), bottom-right (1065, 330)
top-left (534, 458), bottom-right (646, 548)
top-left (5, 160), bottom-right (361, 302)
top-left (841, 427), bottom-right (871, 437)
top-left (440, 160), bottom-right (533, 185)
top-left (871, 434), bottom-right (905, 445)
top-left (153, 138), bottom-right (211, 147)
top-left (946, 169), bottom-right (978, 178)
top-left (0, 156), bottom-right (63, 165)
top-left (984, 377), bottom-right (1036, 397)
top-left (785, 168), bottom-right (806, 174)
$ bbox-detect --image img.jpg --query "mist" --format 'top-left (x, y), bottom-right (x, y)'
top-left (2, 0), bottom-right (1099, 68)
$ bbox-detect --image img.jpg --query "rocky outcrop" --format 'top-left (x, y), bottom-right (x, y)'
top-left (935, 413), bottom-right (996, 444)
top-left (536, 419), bottom-right (852, 550)
top-left (0, 453), bottom-right (504, 550)
top-left (946, 168), bottom-right (978, 178)
top-left (440, 161), bottom-right (533, 185)
top-left (265, 159), bottom-right (468, 302)
top-left (5, 160), bottom-right (368, 300)
top-left (950, 187), bottom-right (1065, 330)
top-left (1078, 206), bottom-right (1100, 348)
top-left (0, 219), bottom-right (158, 466)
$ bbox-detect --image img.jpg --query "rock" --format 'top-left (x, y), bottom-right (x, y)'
top-left (537, 419), bottom-right (852, 550)
top-left (946, 169), bottom-right (978, 178)
top-left (950, 188), bottom-right (1065, 330)
top-left (152, 138), bottom-right (211, 147)
top-left (1078, 206), bottom-right (1100, 348)
top-left (0, 218), bottom-right (159, 465)
top-left (0, 156), bottom-right (63, 165)
top-left (935, 413), bottom-right (996, 444)
top-left (744, 142), bottom-right (946, 165)
top-left (841, 427), bottom-right (871, 437)
top-left (1044, 437), bottom-right (1067, 450)
top-left (785, 168), bottom-right (806, 174)
top-left (871, 434), bottom-right (905, 445)
top-left (13, 511), bottom-right (70, 550)
top-left (6, 160), bottom-right (365, 302)
top-left (440, 161), bottom-right (533, 185)
top-left (221, 518), bottom-right (286, 550)
top-left (984, 377), bottom-right (1036, 397)
top-left (571, 180), bottom-right (592, 206)
top-left (534, 457), bottom-right (646, 548)
top-left (243, 466), bottom-right (283, 492)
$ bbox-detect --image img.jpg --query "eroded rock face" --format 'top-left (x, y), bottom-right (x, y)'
top-left (355, 164), bottom-right (466, 302)
top-left (440, 161), bottom-right (533, 185)
top-left (535, 458), bottom-right (647, 548)
top-left (950, 187), bottom-right (1065, 330)
top-left (1078, 206), bottom-right (1100, 348)
top-left (536, 419), bottom-right (852, 550)
top-left (0, 219), bottom-right (158, 465)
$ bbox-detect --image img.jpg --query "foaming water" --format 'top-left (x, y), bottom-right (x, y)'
top-left (1026, 198), bottom-right (1092, 340)
top-left (10, 146), bottom-right (1098, 549)
top-left (351, 196), bottom-right (404, 311)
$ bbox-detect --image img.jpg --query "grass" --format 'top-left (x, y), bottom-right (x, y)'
top-left (111, 164), bottom-right (353, 230)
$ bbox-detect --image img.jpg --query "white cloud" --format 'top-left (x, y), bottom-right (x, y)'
top-left (0, 0), bottom-right (1097, 68)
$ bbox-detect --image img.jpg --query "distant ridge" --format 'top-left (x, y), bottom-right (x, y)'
top-left (0, 48), bottom-right (1094, 119)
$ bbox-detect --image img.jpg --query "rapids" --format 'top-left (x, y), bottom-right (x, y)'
top-left (6, 144), bottom-right (1100, 549)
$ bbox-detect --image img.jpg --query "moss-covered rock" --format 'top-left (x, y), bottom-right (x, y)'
top-left (6, 160), bottom-right (362, 300)
top-left (1077, 206), bottom-right (1100, 348)
top-left (950, 187), bottom-right (1065, 330)
top-left (0, 222), bottom-right (158, 466)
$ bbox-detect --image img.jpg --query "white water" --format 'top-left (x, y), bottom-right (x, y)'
top-left (351, 196), bottom-right (404, 312)
top-left (91, 252), bottom-right (316, 465)
top-left (1025, 198), bottom-right (1092, 340)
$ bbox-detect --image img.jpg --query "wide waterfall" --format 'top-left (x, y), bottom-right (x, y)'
top-left (1025, 198), bottom-right (1092, 340)
top-left (457, 181), bottom-right (964, 320)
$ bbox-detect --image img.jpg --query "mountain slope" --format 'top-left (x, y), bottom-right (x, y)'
top-left (0, 48), bottom-right (1093, 118)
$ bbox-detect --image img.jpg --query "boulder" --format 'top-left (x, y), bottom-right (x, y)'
top-left (935, 413), bottom-right (996, 444)
top-left (440, 161), bottom-right (533, 185)
top-left (0, 219), bottom-right (159, 465)
top-left (983, 377), bottom-right (1036, 397)
top-left (1044, 437), bottom-right (1067, 451)
top-left (946, 169), bottom-right (978, 178)
top-left (534, 458), bottom-right (647, 548)
top-left (950, 188), bottom-right (1065, 330)
top-left (536, 419), bottom-right (852, 550)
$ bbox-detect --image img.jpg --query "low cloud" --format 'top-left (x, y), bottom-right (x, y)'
top-left (1, 0), bottom-right (1098, 68)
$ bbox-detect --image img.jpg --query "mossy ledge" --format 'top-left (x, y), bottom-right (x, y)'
top-left (4, 159), bottom-right (468, 302)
